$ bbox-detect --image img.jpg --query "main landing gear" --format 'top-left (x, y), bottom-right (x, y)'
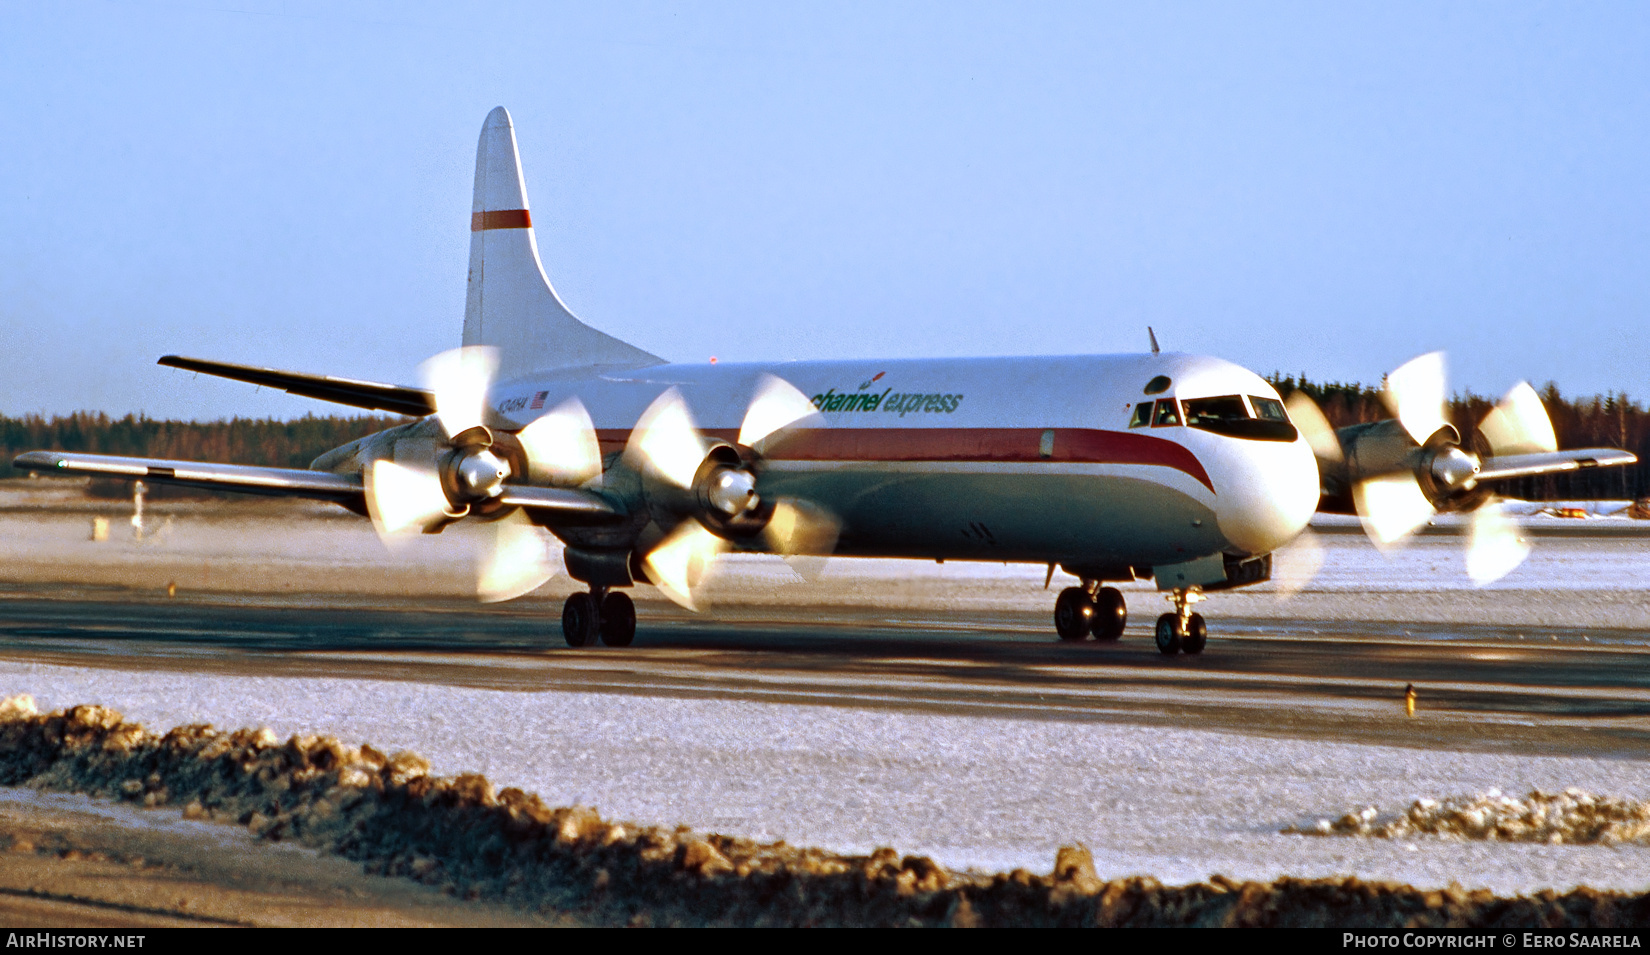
top-left (1053, 582), bottom-right (1127, 642)
top-left (561, 588), bottom-right (637, 648)
top-left (1154, 587), bottom-right (1207, 656)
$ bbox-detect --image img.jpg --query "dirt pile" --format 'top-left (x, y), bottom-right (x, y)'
top-left (1289, 789), bottom-right (1650, 845)
top-left (0, 695), bottom-right (1648, 927)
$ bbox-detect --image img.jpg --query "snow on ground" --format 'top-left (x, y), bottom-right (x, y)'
top-left (5, 662), bottom-right (1650, 895)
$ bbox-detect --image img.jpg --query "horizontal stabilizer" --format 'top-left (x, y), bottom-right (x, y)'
top-left (1476, 447), bottom-right (1639, 482)
top-left (157, 356), bottom-right (435, 417)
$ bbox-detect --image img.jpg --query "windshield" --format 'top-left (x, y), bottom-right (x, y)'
top-left (1182, 396), bottom-right (1249, 429)
top-left (1250, 396), bottom-right (1288, 422)
top-left (1181, 395), bottom-right (1297, 442)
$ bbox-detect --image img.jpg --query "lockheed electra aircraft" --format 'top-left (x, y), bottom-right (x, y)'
top-left (16, 108), bottom-right (1636, 655)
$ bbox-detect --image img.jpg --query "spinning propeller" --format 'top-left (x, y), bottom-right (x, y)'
top-left (624, 375), bottom-right (839, 610)
top-left (363, 346), bottom-right (603, 600)
top-left (364, 348), bottom-right (836, 608)
top-left (1289, 352), bottom-right (1555, 585)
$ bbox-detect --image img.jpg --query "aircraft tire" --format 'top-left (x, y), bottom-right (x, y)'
top-left (1054, 587), bottom-right (1094, 641)
top-left (600, 591), bottom-right (637, 647)
top-left (1092, 587), bottom-right (1127, 641)
top-left (1154, 613), bottom-right (1182, 656)
top-left (562, 592), bottom-right (600, 648)
top-left (1181, 613), bottom-right (1207, 655)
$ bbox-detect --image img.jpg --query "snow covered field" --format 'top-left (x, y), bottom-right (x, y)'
top-left (5, 662), bottom-right (1650, 894)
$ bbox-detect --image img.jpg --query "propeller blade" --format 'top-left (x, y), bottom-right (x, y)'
top-left (738, 374), bottom-right (823, 452)
top-left (1479, 381), bottom-right (1558, 458)
top-left (475, 511), bottom-right (557, 603)
top-left (365, 459), bottom-right (452, 540)
top-left (1381, 351), bottom-right (1449, 445)
top-left (783, 554), bottom-right (831, 583)
top-left (1352, 473), bottom-right (1435, 549)
top-left (1465, 498), bottom-right (1530, 586)
top-left (762, 499), bottom-right (840, 557)
top-left (518, 397), bottom-right (603, 487)
top-left (1271, 525), bottom-right (1325, 601)
top-left (1284, 392), bottom-right (1343, 464)
top-left (625, 387), bottom-right (707, 489)
top-left (763, 499), bottom-right (840, 582)
top-left (420, 346), bottom-right (499, 441)
top-left (642, 520), bottom-right (728, 611)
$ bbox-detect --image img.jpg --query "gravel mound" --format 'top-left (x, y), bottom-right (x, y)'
top-left (1, 695), bottom-right (1649, 927)
top-left (1289, 789), bottom-right (1650, 846)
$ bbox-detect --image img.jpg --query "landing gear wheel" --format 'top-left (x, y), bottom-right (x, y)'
top-left (562, 592), bottom-right (600, 648)
top-left (1092, 587), bottom-right (1127, 641)
top-left (600, 591), bottom-right (637, 647)
top-left (1154, 613), bottom-right (1182, 656)
top-left (1054, 587), bottom-right (1094, 641)
top-left (1181, 613), bottom-right (1207, 655)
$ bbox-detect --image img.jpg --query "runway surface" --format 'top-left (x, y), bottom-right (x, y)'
top-left (0, 591), bottom-right (1647, 759)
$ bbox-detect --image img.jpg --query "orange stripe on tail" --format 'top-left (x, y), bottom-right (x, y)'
top-left (471, 209), bottom-right (532, 231)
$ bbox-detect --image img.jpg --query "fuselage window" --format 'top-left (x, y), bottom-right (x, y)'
top-left (1250, 396), bottom-right (1289, 422)
top-left (1151, 398), bottom-right (1181, 427)
top-left (1182, 395), bottom-right (1250, 430)
top-left (1129, 403), bottom-right (1152, 428)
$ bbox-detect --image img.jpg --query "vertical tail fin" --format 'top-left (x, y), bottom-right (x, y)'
top-left (463, 107), bottom-right (663, 381)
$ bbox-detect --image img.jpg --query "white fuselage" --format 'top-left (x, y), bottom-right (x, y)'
top-left (489, 351), bottom-right (1320, 580)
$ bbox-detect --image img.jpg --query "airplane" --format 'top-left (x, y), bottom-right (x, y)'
top-left (14, 107), bottom-right (1638, 656)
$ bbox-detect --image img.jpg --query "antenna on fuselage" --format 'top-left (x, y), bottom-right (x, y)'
top-left (1147, 326), bottom-right (1161, 355)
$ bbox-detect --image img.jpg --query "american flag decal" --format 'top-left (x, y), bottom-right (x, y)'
top-left (529, 391), bottom-right (548, 411)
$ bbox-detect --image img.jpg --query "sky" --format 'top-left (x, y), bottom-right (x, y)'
top-left (2, 1), bottom-right (1647, 420)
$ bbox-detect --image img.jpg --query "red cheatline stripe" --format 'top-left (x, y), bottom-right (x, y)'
top-left (471, 209), bottom-right (532, 231)
top-left (590, 427), bottom-right (1214, 491)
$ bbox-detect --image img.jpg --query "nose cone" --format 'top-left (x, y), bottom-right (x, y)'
top-left (1211, 436), bottom-right (1320, 556)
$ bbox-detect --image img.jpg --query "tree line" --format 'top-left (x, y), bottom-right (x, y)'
top-left (0, 412), bottom-right (405, 498)
top-left (1267, 374), bottom-right (1647, 501)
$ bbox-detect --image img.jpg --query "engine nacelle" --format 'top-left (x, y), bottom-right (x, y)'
top-left (1317, 419), bottom-right (1489, 515)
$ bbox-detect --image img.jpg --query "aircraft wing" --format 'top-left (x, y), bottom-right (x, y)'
top-left (12, 451), bottom-right (622, 524)
top-left (14, 451), bottom-right (365, 504)
top-left (157, 355), bottom-right (435, 417)
top-left (493, 485), bottom-right (624, 522)
top-left (1475, 447), bottom-right (1639, 482)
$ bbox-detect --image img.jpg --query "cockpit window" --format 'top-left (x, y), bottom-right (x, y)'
top-left (1151, 398), bottom-right (1181, 427)
top-left (1182, 395), bottom-right (1249, 429)
top-left (1250, 396), bottom-right (1288, 422)
top-left (1143, 375), bottom-right (1172, 395)
top-left (1129, 403), bottom-right (1152, 428)
top-left (1182, 394), bottom-right (1298, 442)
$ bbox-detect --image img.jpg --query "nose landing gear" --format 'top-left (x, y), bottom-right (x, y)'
top-left (561, 588), bottom-right (638, 648)
top-left (1052, 581), bottom-right (1128, 642)
top-left (1154, 587), bottom-right (1207, 656)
